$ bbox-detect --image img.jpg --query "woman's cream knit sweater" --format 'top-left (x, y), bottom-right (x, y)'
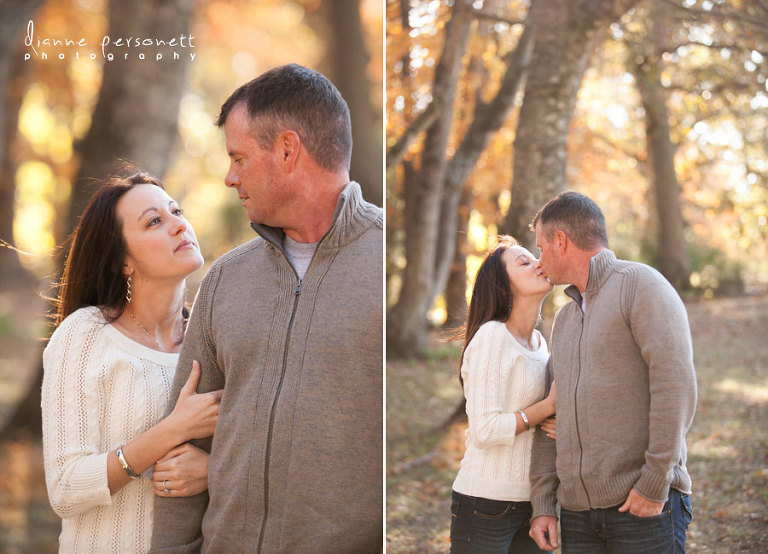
top-left (453, 320), bottom-right (549, 502)
top-left (42, 306), bottom-right (178, 553)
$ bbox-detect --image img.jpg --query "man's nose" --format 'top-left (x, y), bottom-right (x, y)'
top-left (224, 168), bottom-right (239, 188)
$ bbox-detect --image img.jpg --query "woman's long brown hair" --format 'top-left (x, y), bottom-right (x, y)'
top-left (55, 171), bottom-right (163, 326)
top-left (458, 235), bottom-right (518, 385)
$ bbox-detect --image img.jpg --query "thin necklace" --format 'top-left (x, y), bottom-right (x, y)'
top-left (507, 325), bottom-right (535, 350)
top-left (129, 310), bottom-right (183, 352)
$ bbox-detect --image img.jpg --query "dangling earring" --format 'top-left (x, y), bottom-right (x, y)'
top-left (126, 275), bottom-right (133, 304)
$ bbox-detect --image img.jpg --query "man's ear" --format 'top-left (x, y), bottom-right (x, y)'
top-left (554, 229), bottom-right (568, 253)
top-left (278, 130), bottom-right (301, 172)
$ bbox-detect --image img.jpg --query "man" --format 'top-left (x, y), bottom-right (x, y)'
top-left (528, 192), bottom-right (697, 553)
top-left (150, 64), bottom-right (382, 553)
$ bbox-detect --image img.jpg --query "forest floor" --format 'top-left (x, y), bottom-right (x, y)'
top-left (387, 293), bottom-right (768, 553)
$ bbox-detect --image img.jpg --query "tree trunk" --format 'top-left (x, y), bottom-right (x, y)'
top-left (633, 10), bottom-right (690, 290)
top-left (499, 0), bottom-right (640, 250)
top-left (443, 185), bottom-right (473, 329)
top-left (2, 0), bottom-right (195, 440)
top-left (430, 22), bottom-right (534, 307)
top-left (0, 0), bottom-right (46, 281)
top-left (0, 56), bottom-right (27, 282)
top-left (308, 0), bottom-right (383, 206)
top-left (387, 0), bottom-right (474, 357)
top-left (67, 0), bottom-right (196, 232)
top-left (386, 99), bottom-right (440, 171)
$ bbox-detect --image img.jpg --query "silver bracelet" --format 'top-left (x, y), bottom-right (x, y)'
top-left (116, 446), bottom-right (140, 479)
top-left (519, 410), bottom-right (531, 432)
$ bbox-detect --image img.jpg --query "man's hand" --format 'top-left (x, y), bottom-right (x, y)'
top-left (618, 488), bottom-right (664, 517)
top-left (529, 515), bottom-right (559, 551)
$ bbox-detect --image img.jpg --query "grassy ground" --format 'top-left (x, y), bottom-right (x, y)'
top-left (386, 294), bottom-right (768, 553)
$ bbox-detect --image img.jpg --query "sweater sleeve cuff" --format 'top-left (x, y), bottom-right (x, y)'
top-left (530, 490), bottom-right (558, 521)
top-left (74, 451), bottom-right (112, 495)
top-left (634, 467), bottom-right (671, 503)
top-left (53, 452), bottom-right (112, 517)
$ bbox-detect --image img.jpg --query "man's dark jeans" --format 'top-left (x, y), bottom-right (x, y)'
top-left (560, 489), bottom-right (693, 554)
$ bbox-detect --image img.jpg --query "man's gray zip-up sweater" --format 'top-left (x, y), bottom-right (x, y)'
top-left (151, 182), bottom-right (383, 553)
top-left (530, 250), bottom-right (697, 519)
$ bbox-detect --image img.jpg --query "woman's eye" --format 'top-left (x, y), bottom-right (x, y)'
top-left (148, 216), bottom-right (161, 226)
top-left (173, 208), bottom-right (184, 216)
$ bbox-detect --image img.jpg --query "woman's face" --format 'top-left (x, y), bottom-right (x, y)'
top-left (117, 184), bottom-right (203, 282)
top-left (502, 245), bottom-right (553, 297)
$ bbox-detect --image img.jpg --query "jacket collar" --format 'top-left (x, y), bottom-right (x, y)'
top-left (249, 181), bottom-right (379, 256)
top-left (564, 249), bottom-right (618, 305)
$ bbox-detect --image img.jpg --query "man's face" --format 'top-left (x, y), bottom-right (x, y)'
top-left (223, 103), bottom-right (288, 226)
top-left (534, 221), bottom-right (564, 285)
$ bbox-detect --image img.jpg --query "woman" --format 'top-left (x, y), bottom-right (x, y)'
top-left (450, 235), bottom-right (556, 553)
top-left (42, 171), bottom-right (222, 553)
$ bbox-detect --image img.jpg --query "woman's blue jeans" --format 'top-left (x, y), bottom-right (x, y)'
top-left (559, 489), bottom-right (693, 554)
top-left (450, 490), bottom-right (552, 553)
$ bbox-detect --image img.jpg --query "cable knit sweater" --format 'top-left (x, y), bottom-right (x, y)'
top-left (42, 305), bottom-right (178, 553)
top-left (453, 320), bottom-right (549, 501)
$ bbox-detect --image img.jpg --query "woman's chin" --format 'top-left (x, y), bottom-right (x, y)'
top-left (540, 279), bottom-right (555, 293)
top-left (537, 285), bottom-right (554, 300)
top-left (174, 254), bottom-right (205, 278)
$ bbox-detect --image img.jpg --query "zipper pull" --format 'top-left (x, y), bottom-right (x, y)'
top-left (294, 280), bottom-right (302, 295)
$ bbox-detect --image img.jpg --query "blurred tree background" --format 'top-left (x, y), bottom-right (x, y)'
top-left (386, 0), bottom-right (768, 355)
top-left (0, 0), bottom-right (382, 550)
top-left (386, 0), bottom-right (768, 551)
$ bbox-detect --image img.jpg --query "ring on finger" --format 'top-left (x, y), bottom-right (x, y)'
top-left (163, 480), bottom-right (170, 495)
